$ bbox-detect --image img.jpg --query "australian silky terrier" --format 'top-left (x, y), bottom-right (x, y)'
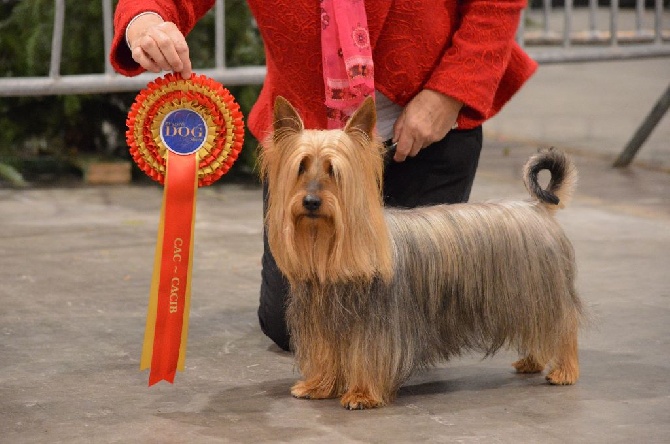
top-left (260, 96), bottom-right (583, 410)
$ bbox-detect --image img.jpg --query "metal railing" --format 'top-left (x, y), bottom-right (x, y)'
top-left (0, 0), bottom-right (266, 97)
top-left (0, 0), bottom-right (668, 165)
top-left (519, 0), bottom-right (670, 63)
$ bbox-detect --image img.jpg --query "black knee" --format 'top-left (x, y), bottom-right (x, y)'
top-left (258, 228), bottom-right (291, 351)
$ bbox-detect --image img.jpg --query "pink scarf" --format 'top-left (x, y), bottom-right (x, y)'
top-left (321, 0), bottom-right (375, 129)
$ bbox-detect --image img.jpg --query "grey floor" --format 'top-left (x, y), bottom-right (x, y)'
top-left (1, 59), bottom-right (669, 443)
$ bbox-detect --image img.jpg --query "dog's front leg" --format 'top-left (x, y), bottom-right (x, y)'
top-left (291, 338), bottom-right (343, 400)
top-left (340, 384), bottom-right (386, 410)
top-left (291, 376), bottom-right (340, 400)
top-left (339, 338), bottom-right (391, 410)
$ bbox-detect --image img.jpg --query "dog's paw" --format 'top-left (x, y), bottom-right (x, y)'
top-left (291, 380), bottom-right (337, 400)
top-left (340, 391), bottom-right (384, 410)
top-left (512, 356), bottom-right (545, 374)
top-left (545, 367), bottom-right (579, 385)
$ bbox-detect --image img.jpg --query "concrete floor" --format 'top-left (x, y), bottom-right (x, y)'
top-left (1, 142), bottom-right (668, 443)
top-left (1, 58), bottom-right (669, 443)
top-left (485, 58), bottom-right (670, 172)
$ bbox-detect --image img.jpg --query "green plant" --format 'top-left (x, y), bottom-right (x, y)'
top-left (0, 0), bottom-right (265, 182)
top-left (0, 0), bottom-right (135, 176)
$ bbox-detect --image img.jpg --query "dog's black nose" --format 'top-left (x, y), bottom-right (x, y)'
top-left (302, 194), bottom-right (321, 212)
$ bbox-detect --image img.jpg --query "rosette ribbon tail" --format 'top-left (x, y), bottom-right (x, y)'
top-left (141, 151), bottom-right (198, 385)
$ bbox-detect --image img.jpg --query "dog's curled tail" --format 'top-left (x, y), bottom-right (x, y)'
top-left (523, 148), bottom-right (577, 210)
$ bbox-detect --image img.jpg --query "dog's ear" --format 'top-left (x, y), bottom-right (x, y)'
top-left (344, 96), bottom-right (376, 138)
top-left (273, 96), bottom-right (304, 134)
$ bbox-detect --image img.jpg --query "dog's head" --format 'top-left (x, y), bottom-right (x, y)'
top-left (260, 96), bottom-right (392, 284)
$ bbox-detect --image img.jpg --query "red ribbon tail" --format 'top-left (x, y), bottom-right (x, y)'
top-left (146, 152), bottom-right (198, 386)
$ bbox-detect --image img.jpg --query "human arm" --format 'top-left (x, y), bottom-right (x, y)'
top-left (391, 0), bottom-right (532, 162)
top-left (110, 0), bottom-right (215, 77)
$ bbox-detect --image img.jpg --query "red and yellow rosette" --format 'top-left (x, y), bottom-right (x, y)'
top-left (126, 73), bottom-right (244, 386)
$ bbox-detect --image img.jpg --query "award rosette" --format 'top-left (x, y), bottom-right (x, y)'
top-left (126, 73), bottom-right (244, 386)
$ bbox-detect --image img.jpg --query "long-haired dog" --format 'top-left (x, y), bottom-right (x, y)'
top-left (260, 96), bottom-right (583, 410)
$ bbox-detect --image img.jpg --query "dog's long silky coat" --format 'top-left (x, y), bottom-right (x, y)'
top-left (260, 96), bottom-right (583, 410)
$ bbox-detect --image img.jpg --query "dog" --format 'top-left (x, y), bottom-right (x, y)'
top-left (260, 96), bottom-right (583, 410)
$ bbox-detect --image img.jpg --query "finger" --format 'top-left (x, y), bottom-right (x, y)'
top-left (392, 135), bottom-right (414, 163)
top-left (132, 33), bottom-right (173, 72)
top-left (149, 26), bottom-right (185, 73)
top-left (161, 24), bottom-right (193, 78)
top-left (393, 148), bottom-right (406, 163)
top-left (391, 116), bottom-right (406, 162)
top-left (401, 135), bottom-right (423, 159)
top-left (179, 51), bottom-right (192, 79)
top-left (131, 46), bottom-right (162, 73)
top-left (392, 123), bottom-right (425, 162)
top-left (155, 23), bottom-right (192, 78)
top-left (408, 139), bottom-right (423, 158)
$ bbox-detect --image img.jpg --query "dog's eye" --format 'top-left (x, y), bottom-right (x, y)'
top-left (327, 163), bottom-right (334, 178)
top-left (298, 159), bottom-right (307, 176)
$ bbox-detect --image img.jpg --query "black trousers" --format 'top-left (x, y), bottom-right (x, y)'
top-left (257, 126), bottom-right (483, 350)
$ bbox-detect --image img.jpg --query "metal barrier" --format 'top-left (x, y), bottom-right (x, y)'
top-left (0, 0), bottom-right (267, 96)
top-left (519, 0), bottom-right (670, 63)
top-left (0, 0), bottom-right (668, 165)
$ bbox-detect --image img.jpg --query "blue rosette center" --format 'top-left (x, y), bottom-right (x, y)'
top-left (160, 109), bottom-right (208, 156)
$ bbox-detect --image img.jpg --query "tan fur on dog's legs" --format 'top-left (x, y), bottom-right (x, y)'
top-left (291, 339), bottom-right (342, 400)
top-left (339, 336), bottom-right (392, 410)
top-left (546, 324), bottom-right (580, 385)
top-left (291, 377), bottom-right (340, 400)
top-left (340, 386), bottom-right (385, 410)
top-left (340, 353), bottom-right (390, 410)
top-left (339, 368), bottom-right (387, 410)
top-left (512, 355), bottom-right (546, 374)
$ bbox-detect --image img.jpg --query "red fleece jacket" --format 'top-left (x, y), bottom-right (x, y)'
top-left (110, 0), bottom-right (537, 141)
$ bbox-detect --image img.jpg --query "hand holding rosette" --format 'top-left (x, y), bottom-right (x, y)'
top-left (126, 73), bottom-right (244, 385)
